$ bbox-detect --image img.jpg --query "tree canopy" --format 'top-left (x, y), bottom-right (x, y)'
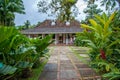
top-left (37, 0), bottom-right (79, 21)
top-left (0, 0), bottom-right (25, 26)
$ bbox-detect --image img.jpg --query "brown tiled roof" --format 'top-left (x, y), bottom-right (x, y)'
top-left (22, 19), bottom-right (83, 34)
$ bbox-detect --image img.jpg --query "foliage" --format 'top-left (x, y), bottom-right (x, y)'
top-left (37, 0), bottom-right (78, 21)
top-left (24, 20), bottom-right (31, 29)
top-left (0, 26), bottom-right (53, 79)
top-left (82, 1), bottom-right (102, 24)
top-left (16, 25), bottom-right (36, 30)
top-left (103, 71), bottom-right (120, 80)
top-left (74, 32), bottom-right (87, 46)
top-left (0, 0), bottom-right (25, 26)
top-left (102, 10), bottom-right (120, 80)
top-left (100, 0), bottom-right (117, 10)
top-left (81, 11), bottom-right (120, 79)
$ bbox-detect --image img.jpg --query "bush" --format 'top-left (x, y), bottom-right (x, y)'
top-left (81, 11), bottom-right (120, 79)
top-left (74, 32), bottom-right (87, 46)
top-left (0, 27), bottom-right (53, 79)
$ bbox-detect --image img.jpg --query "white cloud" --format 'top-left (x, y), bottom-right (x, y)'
top-left (75, 0), bottom-right (87, 21)
top-left (32, 0), bottom-right (39, 11)
top-left (76, 0), bottom-right (87, 11)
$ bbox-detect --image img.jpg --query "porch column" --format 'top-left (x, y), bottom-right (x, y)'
top-left (55, 34), bottom-right (58, 45)
top-left (66, 34), bottom-right (68, 45)
top-left (70, 34), bottom-right (73, 44)
top-left (63, 34), bottom-right (66, 44)
top-left (28, 34), bottom-right (30, 38)
top-left (42, 34), bottom-right (45, 39)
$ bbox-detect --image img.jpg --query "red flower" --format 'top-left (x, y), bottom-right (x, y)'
top-left (100, 49), bottom-right (106, 60)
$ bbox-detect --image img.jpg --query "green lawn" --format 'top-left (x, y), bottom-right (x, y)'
top-left (70, 46), bottom-right (90, 64)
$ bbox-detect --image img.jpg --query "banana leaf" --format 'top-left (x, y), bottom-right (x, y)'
top-left (0, 63), bottom-right (17, 75)
top-left (0, 27), bottom-right (18, 43)
top-left (16, 61), bottom-right (33, 68)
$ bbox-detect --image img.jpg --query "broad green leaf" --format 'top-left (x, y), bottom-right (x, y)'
top-left (107, 40), bottom-right (120, 49)
top-left (16, 61), bottom-right (33, 68)
top-left (103, 31), bottom-right (112, 42)
top-left (94, 14), bottom-right (104, 24)
top-left (102, 12), bottom-right (108, 22)
top-left (97, 24), bottom-right (103, 37)
top-left (81, 24), bottom-right (96, 31)
top-left (82, 40), bottom-right (97, 49)
top-left (0, 64), bottom-right (17, 75)
top-left (104, 12), bottom-right (116, 33)
top-left (106, 65), bottom-right (110, 72)
top-left (89, 19), bottom-right (97, 27)
top-left (109, 11), bottom-right (117, 22)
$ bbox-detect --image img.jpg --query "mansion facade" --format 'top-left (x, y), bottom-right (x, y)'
top-left (21, 20), bottom-right (83, 45)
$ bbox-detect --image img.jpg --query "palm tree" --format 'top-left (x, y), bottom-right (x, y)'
top-left (0, 0), bottom-right (25, 26)
top-left (24, 20), bottom-right (31, 29)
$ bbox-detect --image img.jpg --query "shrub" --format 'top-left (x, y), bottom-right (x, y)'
top-left (81, 11), bottom-right (120, 79)
top-left (0, 27), bottom-right (53, 79)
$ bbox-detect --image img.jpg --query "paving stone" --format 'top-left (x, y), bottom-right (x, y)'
top-left (60, 78), bottom-right (80, 80)
top-left (60, 55), bottom-right (69, 60)
top-left (43, 63), bottom-right (58, 71)
top-left (60, 52), bottom-right (66, 55)
top-left (51, 53), bottom-right (58, 56)
top-left (60, 70), bottom-right (78, 79)
top-left (60, 63), bottom-right (74, 70)
top-left (76, 50), bottom-right (87, 53)
top-left (82, 76), bottom-right (101, 80)
top-left (79, 54), bottom-right (88, 57)
top-left (75, 64), bottom-right (90, 69)
top-left (39, 71), bottom-right (57, 80)
top-left (39, 46), bottom-right (101, 80)
top-left (49, 56), bottom-right (58, 60)
top-left (72, 59), bottom-right (82, 63)
top-left (48, 60), bottom-right (58, 63)
top-left (60, 60), bottom-right (72, 64)
top-left (79, 69), bottom-right (95, 77)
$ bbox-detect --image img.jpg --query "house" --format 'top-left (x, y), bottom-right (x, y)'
top-left (21, 20), bottom-right (83, 45)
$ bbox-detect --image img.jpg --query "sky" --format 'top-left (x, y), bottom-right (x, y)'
top-left (15, 0), bottom-right (88, 26)
top-left (14, 0), bottom-right (118, 26)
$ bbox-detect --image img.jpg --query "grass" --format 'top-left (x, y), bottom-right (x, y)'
top-left (69, 46), bottom-right (90, 64)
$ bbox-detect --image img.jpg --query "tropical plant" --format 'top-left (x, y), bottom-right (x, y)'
top-left (74, 32), bottom-right (87, 46)
top-left (0, 0), bottom-right (25, 26)
top-left (24, 20), bottom-right (31, 29)
top-left (81, 11), bottom-right (120, 78)
top-left (0, 27), bottom-right (34, 79)
top-left (29, 35), bottom-right (53, 67)
top-left (0, 26), bottom-right (53, 79)
top-left (103, 71), bottom-right (120, 80)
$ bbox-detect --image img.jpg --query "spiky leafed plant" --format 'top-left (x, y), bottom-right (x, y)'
top-left (81, 11), bottom-right (118, 59)
top-left (81, 11), bottom-right (120, 73)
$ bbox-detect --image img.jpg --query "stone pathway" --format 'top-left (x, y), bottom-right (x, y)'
top-left (39, 46), bottom-right (101, 80)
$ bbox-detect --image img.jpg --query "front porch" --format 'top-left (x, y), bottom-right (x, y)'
top-left (53, 33), bottom-right (75, 45)
top-left (26, 33), bottom-right (76, 45)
